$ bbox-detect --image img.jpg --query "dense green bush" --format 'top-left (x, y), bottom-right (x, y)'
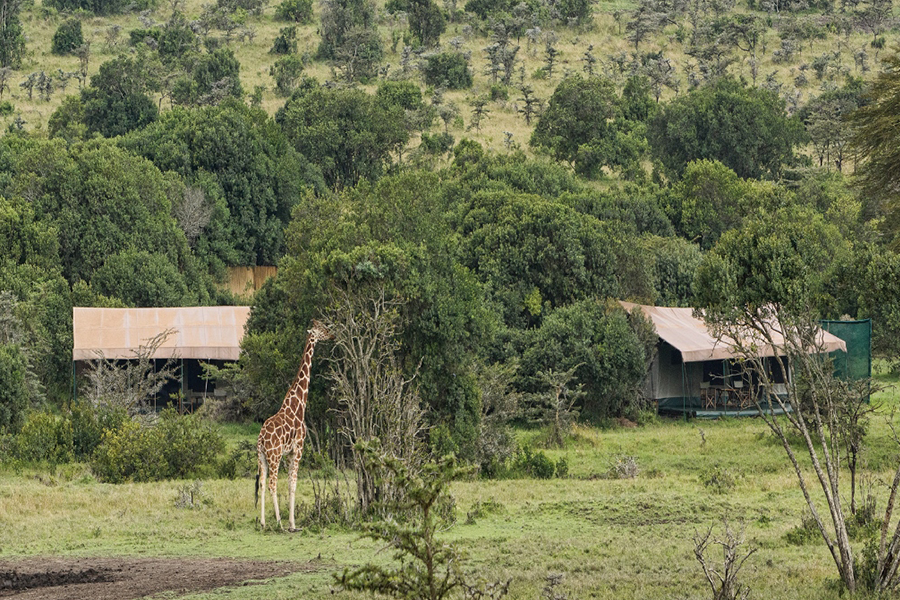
top-left (45, 0), bottom-right (153, 16)
top-left (51, 19), bottom-right (83, 55)
top-left (422, 52), bottom-right (472, 89)
top-left (15, 411), bottom-right (74, 464)
top-left (270, 26), bottom-right (298, 54)
top-left (270, 54), bottom-right (304, 96)
top-left (90, 410), bottom-right (224, 483)
top-left (68, 401), bottom-right (128, 460)
top-left (520, 301), bottom-right (656, 419)
top-left (512, 446), bottom-right (556, 479)
top-left (0, 344), bottom-right (30, 433)
top-left (274, 0), bottom-right (313, 22)
top-left (90, 420), bottom-right (167, 483)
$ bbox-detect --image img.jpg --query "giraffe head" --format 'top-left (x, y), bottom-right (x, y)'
top-left (308, 319), bottom-right (334, 343)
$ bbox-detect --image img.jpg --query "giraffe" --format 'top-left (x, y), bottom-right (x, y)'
top-left (256, 319), bottom-right (333, 530)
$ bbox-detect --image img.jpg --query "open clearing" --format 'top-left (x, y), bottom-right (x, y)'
top-left (2, 377), bottom-right (899, 600)
top-left (0, 556), bottom-right (315, 599)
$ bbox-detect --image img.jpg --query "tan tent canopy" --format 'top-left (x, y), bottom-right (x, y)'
top-left (72, 307), bottom-right (251, 361)
top-left (620, 302), bottom-right (847, 363)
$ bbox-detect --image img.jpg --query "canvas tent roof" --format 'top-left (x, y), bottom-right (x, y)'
top-left (620, 302), bottom-right (846, 363)
top-left (72, 307), bottom-right (251, 361)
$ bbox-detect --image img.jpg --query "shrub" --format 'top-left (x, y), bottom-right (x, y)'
top-left (606, 454), bottom-right (638, 479)
top-left (90, 420), bottom-right (168, 483)
top-left (15, 411), bottom-right (74, 464)
top-left (274, 0), bottom-right (313, 23)
top-left (700, 464), bottom-right (737, 494)
top-left (45, 0), bottom-right (148, 16)
top-left (156, 409), bottom-right (225, 479)
top-left (129, 28), bottom-right (161, 47)
top-left (270, 26), bottom-right (298, 54)
top-left (270, 54), bottom-right (304, 96)
top-left (69, 401), bottom-right (128, 460)
top-left (90, 409), bottom-right (224, 483)
top-left (52, 19), bottom-right (84, 55)
top-left (422, 52), bottom-right (472, 89)
top-left (0, 101), bottom-right (14, 116)
top-left (490, 84), bottom-right (508, 101)
top-left (513, 446), bottom-right (555, 479)
top-left (784, 509), bottom-right (821, 546)
top-left (420, 131), bottom-right (454, 155)
top-left (216, 439), bottom-right (257, 479)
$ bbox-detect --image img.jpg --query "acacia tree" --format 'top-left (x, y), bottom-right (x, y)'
top-left (693, 208), bottom-right (900, 593)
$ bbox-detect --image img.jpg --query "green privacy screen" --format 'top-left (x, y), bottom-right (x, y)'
top-left (821, 319), bottom-right (872, 382)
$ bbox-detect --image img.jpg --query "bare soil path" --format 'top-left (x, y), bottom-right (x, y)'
top-left (0, 556), bottom-right (317, 599)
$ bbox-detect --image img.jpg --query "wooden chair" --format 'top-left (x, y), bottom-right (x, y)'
top-left (701, 383), bottom-right (716, 409)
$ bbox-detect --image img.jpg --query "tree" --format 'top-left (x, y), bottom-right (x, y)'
top-left (83, 329), bottom-right (177, 415)
top-left (408, 0), bottom-right (446, 47)
top-left (531, 74), bottom-right (645, 178)
top-left (691, 208), bottom-right (900, 593)
top-left (123, 99), bottom-right (324, 266)
top-left (274, 0), bottom-right (313, 22)
top-left (269, 54), bottom-right (304, 96)
top-left (276, 82), bottom-right (407, 189)
top-left (322, 285), bottom-right (425, 514)
top-left (850, 50), bottom-right (900, 220)
top-left (90, 249), bottom-right (194, 307)
top-left (520, 300), bottom-right (656, 419)
top-left (527, 365), bottom-right (583, 447)
top-left (335, 451), bottom-right (473, 600)
top-left (0, 0), bottom-right (26, 68)
top-left (666, 159), bottom-right (752, 250)
top-left (423, 52), bottom-right (472, 89)
top-left (80, 55), bottom-right (160, 137)
top-left (318, 0), bottom-right (383, 81)
top-left (245, 170), bottom-right (492, 458)
top-left (693, 520), bottom-right (757, 600)
top-left (0, 292), bottom-right (42, 432)
top-left (456, 190), bottom-right (655, 329)
top-left (2, 138), bottom-right (193, 287)
top-left (649, 77), bottom-right (806, 180)
top-left (333, 25), bottom-right (385, 82)
top-left (52, 18), bottom-right (84, 56)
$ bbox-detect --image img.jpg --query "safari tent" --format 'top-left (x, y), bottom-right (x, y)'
top-left (620, 302), bottom-right (868, 417)
top-left (72, 306), bottom-right (251, 412)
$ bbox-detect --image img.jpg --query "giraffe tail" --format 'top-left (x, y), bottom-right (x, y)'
top-left (254, 469), bottom-right (260, 507)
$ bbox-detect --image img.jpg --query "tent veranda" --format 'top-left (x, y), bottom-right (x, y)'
top-left (620, 302), bottom-right (854, 417)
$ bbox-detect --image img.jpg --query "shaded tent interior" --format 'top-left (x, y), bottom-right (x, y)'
top-left (620, 302), bottom-right (870, 417)
top-left (72, 307), bottom-right (251, 412)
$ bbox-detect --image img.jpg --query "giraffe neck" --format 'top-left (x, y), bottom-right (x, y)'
top-left (280, 332), bottom-right (318, 422)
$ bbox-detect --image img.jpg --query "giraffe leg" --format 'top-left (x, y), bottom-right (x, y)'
top-left (258, 451), bottom-right (268, 529)
top-left (288, 451), bottom-right (302, 531)
top-left (268, 463), bottom-right (282, 530)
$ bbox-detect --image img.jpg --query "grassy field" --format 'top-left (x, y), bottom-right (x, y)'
top-left (2, 373), bottom-right (900, 598)
top-left (5, 0), bottom-right (897, 157)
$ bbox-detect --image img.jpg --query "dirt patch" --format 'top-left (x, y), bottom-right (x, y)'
top-left (0, 556), bottom-right (317, 599)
